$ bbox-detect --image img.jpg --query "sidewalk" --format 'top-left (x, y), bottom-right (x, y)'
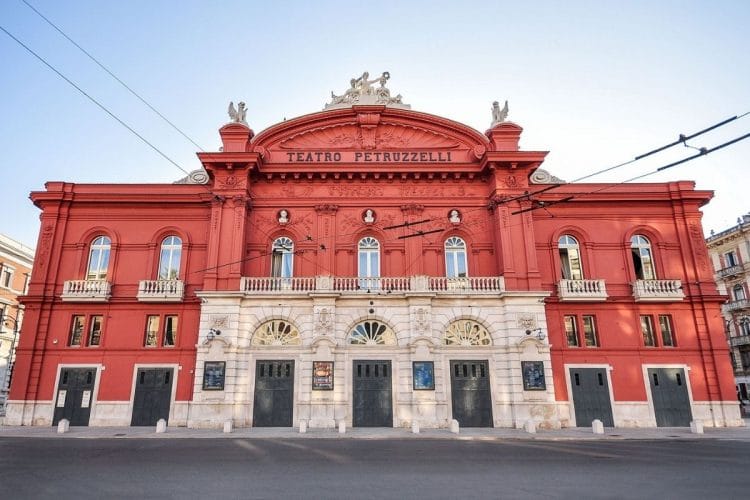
top-left (2, 420), bottom-right (749, 441)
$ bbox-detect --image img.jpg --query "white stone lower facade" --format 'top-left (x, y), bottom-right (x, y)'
top-left (187, 290), bottom-right (560, 429)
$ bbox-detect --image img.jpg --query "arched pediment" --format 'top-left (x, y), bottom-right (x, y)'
top-left (251, 107), bottom-right (490, 165)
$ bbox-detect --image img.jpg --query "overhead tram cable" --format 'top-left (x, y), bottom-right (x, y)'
top-left (0, 25), bottom-right (195, 179)
top-left (20, 0), bottom-right (205, 152)
top-left (496, 111), bottom-right (750, 209)
top-left (510, 131), bottom-right (750, 216)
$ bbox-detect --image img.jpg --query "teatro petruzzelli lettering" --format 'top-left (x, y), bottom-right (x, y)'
top-left (285, 151), bottom-right (454, 163)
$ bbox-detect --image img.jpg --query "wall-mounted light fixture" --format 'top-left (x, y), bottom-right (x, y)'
top-left (525, 328), bottom-right (546, 341)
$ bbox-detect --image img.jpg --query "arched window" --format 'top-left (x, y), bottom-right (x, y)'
top-left (349, 320), bottom-right (396, 345)
top-left (631, 235), bottom-right (655, 280)
top-left (734, 284), bottom-right (746, 302)
top-left (86, 236), bottom-right (111, 280)
top-left (445, 237), bottom-right (468, 278)
top-left (251, 320), bottom-right (301, 346)
top-left (358, 237), bottom-right (380, 289)
top-left (558, 235), bottom-right (583, 280)
top-left (271, 237), bottom-right (294, 278)
top-left (158, 236), bottom-right (182, 280)
top-left (443, 320), bottom-right (492, 346)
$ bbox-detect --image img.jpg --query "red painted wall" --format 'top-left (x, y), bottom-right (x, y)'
top-left (10, 106), bottom-right (735, 411)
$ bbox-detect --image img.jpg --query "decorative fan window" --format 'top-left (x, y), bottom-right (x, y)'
top-left (349, 320), bottom-right (396, 345)
top-left (443, 320), bottom-right (492, 346)
top-left (251, 320), bottom-right (301, 346)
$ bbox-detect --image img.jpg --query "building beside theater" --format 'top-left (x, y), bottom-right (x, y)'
top-left (0, 234), bottom-right (34, 411)
top-left (706, 214), bottom-right (750, 401)
top-left (6, 73), bottom-right (741, 428)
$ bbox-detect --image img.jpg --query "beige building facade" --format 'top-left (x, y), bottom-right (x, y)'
top-left (707, 214), bottom-right (750, 401)
top-left (0, 234), bottom-right (34, 411)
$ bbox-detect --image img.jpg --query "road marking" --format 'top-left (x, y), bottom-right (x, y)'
top-left (274, 440), bottom-right (349, 463)
top-left (498, 441), bottom-right (622, 459)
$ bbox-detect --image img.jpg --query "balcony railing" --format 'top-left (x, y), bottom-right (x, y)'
top-left (632, 279), bottom-right (684, 302)
top-left (716, 265), bottom-right (744, 280)
top-left (137, 280), bottom-right (184, 302)
top-left (240, 276), bottom-right (505, 294)
top-left (557, 279), bottom-right (608, 301)
top-left (61, 279), bottom-right (111, 302)
top-left (724, 299), bottom-right (750, 313)
top-left (241, 277), bottom-right (316, 292)
top-left (730, 334), bottom-right (750, 347)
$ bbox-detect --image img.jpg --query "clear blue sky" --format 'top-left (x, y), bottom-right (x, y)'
top-left (1, 0), bottom-right (748, 248)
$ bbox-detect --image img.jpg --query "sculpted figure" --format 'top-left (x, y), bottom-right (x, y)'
top-left (363, 209), bottom-right (375, 223)
top-left (491, 100), bottom-right (509, 125)
top-left (278, 209), bottom-right (289, 224)
top-left (228, 101), bottom-right (248, 124)
top-left (449, 209), bottom-right (461, 223)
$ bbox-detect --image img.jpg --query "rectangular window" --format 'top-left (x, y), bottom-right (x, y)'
top-left (88, 315), bottom-right (103, 346)
top-left (725, 251), bottom-right (738, 267)
top-left (163, 315), bottom-right (178, 347)
top-left (69, 315), bottom-right (85, 346)
top-left (564, 315), bottom-right (579, 347)
top-left (641, 315), bottom-right (655, 347)
top-left (1, 267), bottom-right (13, 288)
top-left (658, 315), bottom-right (675, 347)
top-left (144, 315), bottom-right (160, 347)
top-left (582, 315), bottom-right (598, 347)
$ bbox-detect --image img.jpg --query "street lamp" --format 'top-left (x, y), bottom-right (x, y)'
top-left (1, 312), bottom-right (21, 408)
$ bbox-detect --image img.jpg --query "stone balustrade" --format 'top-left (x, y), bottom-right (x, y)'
top-left (632, 279), bottom-right (684, 302)
top-left (240, 275), bottom-right (505, 294)
top-left (557, 279), bottom-right (608, 301)
top-left (61, 279), bottom-right (111, 302)
top-left (137, 280), bottom-right (184, 302)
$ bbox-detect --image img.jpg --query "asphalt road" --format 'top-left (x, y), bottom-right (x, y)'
top-left (1, 437), bottom-right (748, 499)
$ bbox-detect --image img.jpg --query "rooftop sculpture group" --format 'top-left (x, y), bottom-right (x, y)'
top-left (325, 71), bottom-right (410, 109)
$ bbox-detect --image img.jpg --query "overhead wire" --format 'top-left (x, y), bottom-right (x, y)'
top-left (511, 131), bottom-right (750, 215)
top-left (19, 0), bottom-right (205, 152)
top-left (0, 24), bottom-right (194, 178)
top-left (496, 112), bottom-right (750, 208)
top-left (6, 12), bottom-right (747, 268)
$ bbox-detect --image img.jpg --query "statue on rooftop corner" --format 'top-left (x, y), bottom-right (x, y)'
top-left (326, 71), bottom-right (410, 109)
top-left (491, 100), bottom-right (509, 126)
top-left (228, 101), bottom-right (247, 125)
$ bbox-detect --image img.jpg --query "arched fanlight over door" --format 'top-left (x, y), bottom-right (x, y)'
top-left (443, 320), bottom-right (492, 346)
top-left (349, 320), bottom-right (396, 345)
top-left (251, 320), bottom-right (301, 346)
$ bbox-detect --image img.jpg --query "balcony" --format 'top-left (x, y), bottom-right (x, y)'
top-left (730, 334), bottom-right (750, 347)
top-left (724, 299), bottom-right (750, 313)
top-left (716, 265), bottom-right (744, 280)
top-left (61, 279), bottom-right (111, 302)
top-left (137, 280), bottom-right (184, 302)
top-left (240, 275), bottom-right (505, 295)
top-left (557, 279), bottom-right (608, 302)
top-left (632, 279), bottom-right (684, 302)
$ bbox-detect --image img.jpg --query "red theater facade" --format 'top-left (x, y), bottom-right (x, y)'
top-left (6, 78), bottom-right (741, 428)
